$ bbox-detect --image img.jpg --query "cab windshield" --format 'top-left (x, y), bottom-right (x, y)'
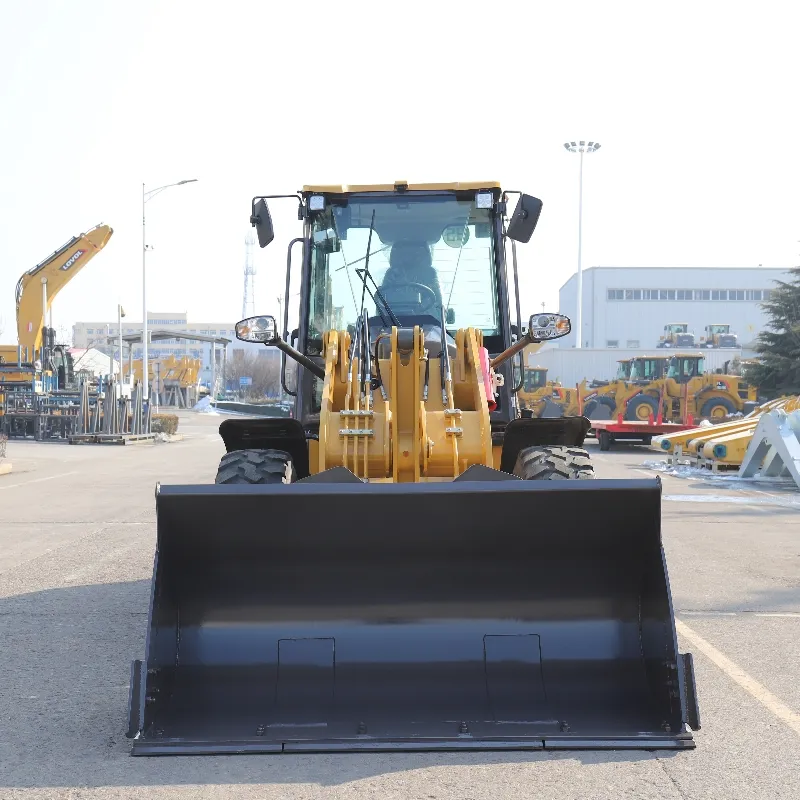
top-left (306, 194), bottom-right (497, 349)
top-left (524, 369), bottom-right (547, 391)
top-left (616, 361), bottom-right (631, 380)
top-left (630, 359), bottom-right (662, 380)
top-left (667, 357), bottom-right (704, 379)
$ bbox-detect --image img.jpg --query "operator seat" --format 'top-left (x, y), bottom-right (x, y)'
top-left (380, 240), bottom-right (443, 314)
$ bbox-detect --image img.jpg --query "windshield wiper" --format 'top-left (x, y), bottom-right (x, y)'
top-left (355, 210), bottom-right (401, 328)
top-left (355, 267), bottom-right (401, 328)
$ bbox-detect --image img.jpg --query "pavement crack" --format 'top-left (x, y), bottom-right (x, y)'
top-left (656, 755), bottom-right (690, 799)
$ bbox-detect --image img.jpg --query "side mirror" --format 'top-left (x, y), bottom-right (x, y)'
top-left (236, 315), bottom-right (278, 344)
top-left (506, 194), bottom-right (543, 243)
top-left (445, 307), bottom-right (456, 325)
top-left (250, 199), bottom-right (275, 248)
top-left (528, 313), bottom-right (570, 342)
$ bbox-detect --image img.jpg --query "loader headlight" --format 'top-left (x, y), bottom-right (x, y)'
top-left (236, 315), bottom-right (278, 344)
top-left (475, 191), bottom-right (493, 209)
top-left (528, 313), bottom-right (571, 342)
top-left (308, 194), bottom-right (326, 212)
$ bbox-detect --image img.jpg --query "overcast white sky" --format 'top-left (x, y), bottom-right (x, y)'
top-left (1, 0), bottom-right (798, 340)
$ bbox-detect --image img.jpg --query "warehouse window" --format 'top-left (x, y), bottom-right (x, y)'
top-left (676, 289), bottom-right (693, 300)
top-left (694, 289), bottom-right (710, 301)
top-left (762, 290), bottom-right (772, 300)
top-left (607, 289), bottom-right (624, 300)
top-left (711, 290), bottom-right (727, 301)
top-left (606, 339), bottom-right (619, 348)
top-left (729, 290), bottom-right (745, 301)
top-left (626, 339), bottom-right (640, 348)
top-left (659, 289), bottom-right (676, 300)
top-left (87, 328), bottom-right (94, 334)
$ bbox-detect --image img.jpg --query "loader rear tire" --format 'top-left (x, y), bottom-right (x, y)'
top-left (513, 446), bottom-right (595, 481)
top-left (215, 449), bottom-right (295, 485)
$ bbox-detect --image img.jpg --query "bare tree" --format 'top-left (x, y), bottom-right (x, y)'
top-left (224, 349), bottom-right (282, 401)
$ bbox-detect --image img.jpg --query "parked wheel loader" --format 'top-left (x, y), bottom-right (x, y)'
top-left (517, 366), bottom-right (582, 418)
top-left (700, 323), bottom-right (739, 349)
top-left (127, 181), bottom-right (699, 755)
top-left (618, 354), bottom-right (757, 421)
top-left (658, 322), bottom-right (696, 348)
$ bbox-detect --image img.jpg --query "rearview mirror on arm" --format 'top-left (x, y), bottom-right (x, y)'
top-left (236, 314), bottom-right (326, 380)
top-left (506, 194), bottom-right (543, 243)
top-left (528, 313), bottom-right (571, 342)
top-left (250, 198), bottom-right (275, 248)
top-left (490, 313), bottom-right (571, 369)
top-left (236, 315), bottom-right (278, 344)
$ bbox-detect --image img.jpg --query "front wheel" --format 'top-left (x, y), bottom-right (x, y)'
top-left (513, 446), bottom-right (595, 480)
top-left (215, 449), bottom-right (295, 484)
top-left (699, 396), bottom-right (736, 420)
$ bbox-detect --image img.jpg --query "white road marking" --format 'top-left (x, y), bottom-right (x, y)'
top-left (680, 610), bottom-right (737, 616)
top-left (676, 618), bottom-right (800, 736)
top-left (0, 471), bottom-right (78, 491)
top-left (679, 610), bottom-right (800, 618)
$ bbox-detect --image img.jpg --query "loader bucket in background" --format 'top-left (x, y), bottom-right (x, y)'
top-left (127, 478), bottom-right (699, 755)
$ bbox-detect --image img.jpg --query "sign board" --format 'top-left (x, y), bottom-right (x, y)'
top-left (239, 376), bottom-right (252, 386)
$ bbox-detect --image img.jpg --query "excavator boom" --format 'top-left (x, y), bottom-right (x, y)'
top-left (15, 223), bottom-right (113, 352)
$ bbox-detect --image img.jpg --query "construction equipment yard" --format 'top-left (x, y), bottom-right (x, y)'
top-left (1, 410), bottom-right (798, 800)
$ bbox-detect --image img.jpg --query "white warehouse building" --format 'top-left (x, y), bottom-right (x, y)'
top-left (558, 266), bottom-right (789, 351)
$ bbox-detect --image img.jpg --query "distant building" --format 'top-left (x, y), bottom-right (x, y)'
top-left (558, 266), bottom-right (789, 350)
top-left (68, 347), bottom-right (119, 377)
top-left (72, 312), bottom-right (277, 385)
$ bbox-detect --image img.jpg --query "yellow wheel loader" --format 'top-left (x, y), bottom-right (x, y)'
top-left (517, 366), bottom-right (581, 418)
top-left (126, 182), bottom-right (699, 755)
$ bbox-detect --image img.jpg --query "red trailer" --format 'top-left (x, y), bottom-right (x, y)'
top-left (591, 417), bottom-right (698, 451)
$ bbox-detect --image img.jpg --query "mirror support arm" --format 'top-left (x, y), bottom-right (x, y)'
top-left (491, 331), bottom-right (540, 370)
top-left (273, 338), bottom-right (325, 380)
top-left (509, 237), bottom-right (525, 393)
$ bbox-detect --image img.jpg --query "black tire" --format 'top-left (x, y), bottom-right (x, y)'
top-left (625, 394), bottom-right (659, 422)
top-left (584, 395), bottom-right (616, 420)
top-left (513, 446), bottom-right (595, 480)
top-left (215, 449), bottom-right (295, 485)
top-left (700, 396), bottom-right (737, 420)
top-left (598, 430), bottom-right (612, 451)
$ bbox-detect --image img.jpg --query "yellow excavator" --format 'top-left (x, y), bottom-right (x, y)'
top-left (0, 224), bottom-right (113, 393)
top-left (127, 181), bottom-right (699, 755)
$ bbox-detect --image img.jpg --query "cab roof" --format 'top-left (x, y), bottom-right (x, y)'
top-left (302, 181), bottom-right (502, 195)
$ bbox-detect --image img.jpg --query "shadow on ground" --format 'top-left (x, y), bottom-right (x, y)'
top-left (0, 580), bottom-right (677, 789)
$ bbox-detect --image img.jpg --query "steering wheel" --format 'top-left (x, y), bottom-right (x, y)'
top-left (382, 281), bottom-right (440, 315)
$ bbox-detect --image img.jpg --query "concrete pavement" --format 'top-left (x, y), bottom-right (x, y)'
top-left (1, 412), bottom-right (798, 799)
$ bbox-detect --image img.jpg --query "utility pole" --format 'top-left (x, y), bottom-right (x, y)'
top-left (142, 178), bottom-right (198, 400)
top-left (118, 304), bottom-right (125, 382)
top-left (563, 141), bottom-right (601, 348)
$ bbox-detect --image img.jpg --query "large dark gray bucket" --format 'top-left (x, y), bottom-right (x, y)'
top-left (127, 477), bottom-right (699, 754)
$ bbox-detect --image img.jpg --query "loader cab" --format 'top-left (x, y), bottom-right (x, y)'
top-left (665, 355), bottom-right (704, 383)
top-left (628, 357), bottom-right (665, 383)
top-left (523, 367), bottom-right (548, 392)
top-left (615, 359), bottom-right (632, 381)
top-left (250, 183), bottom-right (541, 430)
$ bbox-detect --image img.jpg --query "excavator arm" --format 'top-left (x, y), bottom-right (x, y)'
top-left (15, 223), bottom-right (113, 353)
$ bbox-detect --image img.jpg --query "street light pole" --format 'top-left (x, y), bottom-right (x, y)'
top-left (142, 178), bottom-right (198, 401)
top-left (564, 141), bottom-right (601, 348)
